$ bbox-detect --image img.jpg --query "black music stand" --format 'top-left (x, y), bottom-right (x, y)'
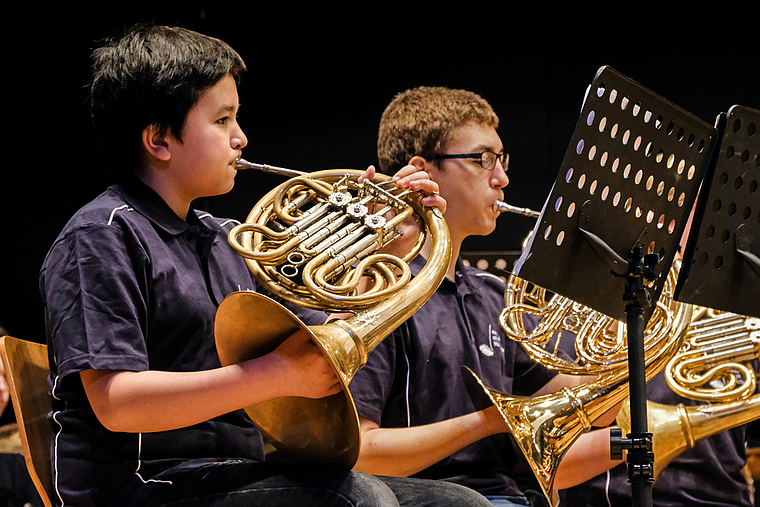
top-left (513, 66), bottom-right (719, 507)
top-left (675, 105), bottom-right (760, 319)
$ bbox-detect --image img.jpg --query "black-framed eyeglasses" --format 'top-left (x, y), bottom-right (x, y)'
top-left (435, 151), bottom-right (509, 171)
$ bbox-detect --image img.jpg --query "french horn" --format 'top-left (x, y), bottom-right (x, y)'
top-left (616, 307), bottom-right (760, 480)
top-left (463, 258), bottom-right (692, 506)
top-left (214, 159), bottom-right (451, 468)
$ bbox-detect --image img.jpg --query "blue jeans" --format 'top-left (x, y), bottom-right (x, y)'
top-left (483, 495), bottom-right (531, 507)
top-left (114, 458), bottom-right (492, 507)
top-left (380, 476), bottom-right (492, 507)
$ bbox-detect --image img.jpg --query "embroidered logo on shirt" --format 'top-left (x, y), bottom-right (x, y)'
top-left (479, 324), bottom-right (505, 357)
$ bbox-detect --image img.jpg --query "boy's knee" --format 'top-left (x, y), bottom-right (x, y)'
top-left (348, 472), bottom-right (399, 507)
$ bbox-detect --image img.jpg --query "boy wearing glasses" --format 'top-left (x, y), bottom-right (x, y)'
top-left (348, 86), bottom-right (621, 507)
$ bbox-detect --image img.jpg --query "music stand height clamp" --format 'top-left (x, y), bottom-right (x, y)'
top-left (578, 226), bottom-right (661, 309)
top-left (610, 428), bottom-right (655, 483)
top-left (623, 246), bottom-right (660, 311)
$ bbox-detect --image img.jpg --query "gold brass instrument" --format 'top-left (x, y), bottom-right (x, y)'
top-left (616, 308), bottom-right (760, 480)
top-left (463, 259), bottom-right (692, 506)
top-left (228, 159), bottom-right (431, 311)
top-left (214, 159), bottom-right (451, 468)
top-left (667, 308), bottom-right (760, 402)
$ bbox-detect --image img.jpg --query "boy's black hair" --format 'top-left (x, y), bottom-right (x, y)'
top-left (89, 24), bottom-right (247, 177)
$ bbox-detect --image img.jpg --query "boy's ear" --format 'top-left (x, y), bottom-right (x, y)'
top-left (408, 155), bottom-right (428, 172)
top-left (141, 124), bottom-right (172, 162)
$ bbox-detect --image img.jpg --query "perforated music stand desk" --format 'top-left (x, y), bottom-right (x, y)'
top-left (516, 66), bottom-right (717, 323)
top-left (513, 66), bottom-right (719, 507)
top-left (675, 105), bottom-right (760, 319)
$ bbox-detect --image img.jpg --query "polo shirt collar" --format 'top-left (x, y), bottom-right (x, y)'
top-left (109, 176), bottom-right (201, 236)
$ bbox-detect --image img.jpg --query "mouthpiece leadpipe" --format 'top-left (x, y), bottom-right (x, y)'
top-left (493, 200), bottom-right (540, 218)
top-left (235, 158), bottom-right (401, 192)
top-left (235, 158), bottom-right (305, 178)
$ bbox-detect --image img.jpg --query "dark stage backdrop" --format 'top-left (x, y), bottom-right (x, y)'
top-left (1, 3), bottom-right (757, 344)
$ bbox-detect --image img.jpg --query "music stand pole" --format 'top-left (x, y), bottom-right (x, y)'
top-left (581, 231), bottom-right (658, 507)
top-left (627, 306), bottom-right (653, 507)
top-left (623, 248), bottom-right (657, 507)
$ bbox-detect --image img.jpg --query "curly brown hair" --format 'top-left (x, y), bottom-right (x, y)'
top-left (376, 86), bottom-right (499, 175)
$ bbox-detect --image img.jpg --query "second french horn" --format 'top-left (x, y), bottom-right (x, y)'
top-left (463, 249), bottom-right (692, 506)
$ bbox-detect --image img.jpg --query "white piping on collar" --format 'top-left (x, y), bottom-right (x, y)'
top-left (107, 205), bottom-right (133, 225)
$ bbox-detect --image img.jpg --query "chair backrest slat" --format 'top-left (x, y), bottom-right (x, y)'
top-left (1, 335), bottom-right (54, 507)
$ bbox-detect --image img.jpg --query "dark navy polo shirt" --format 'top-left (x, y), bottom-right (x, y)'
top-left (349, 255), bottom-right (559, 496)
top-left (40, 177), bottom-right (323, 507)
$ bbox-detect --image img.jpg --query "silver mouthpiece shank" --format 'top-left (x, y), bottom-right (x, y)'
top-left (235, 158), bottom-right (306, 178)
top-left (493, 200), bottom-right (540, 218)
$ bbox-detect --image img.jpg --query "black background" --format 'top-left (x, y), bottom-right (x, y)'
top-left (1, 2), bottom-right (757, 344)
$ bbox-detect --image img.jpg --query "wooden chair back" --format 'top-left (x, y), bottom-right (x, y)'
top-left (0, 335), bottom-right (54, 507)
